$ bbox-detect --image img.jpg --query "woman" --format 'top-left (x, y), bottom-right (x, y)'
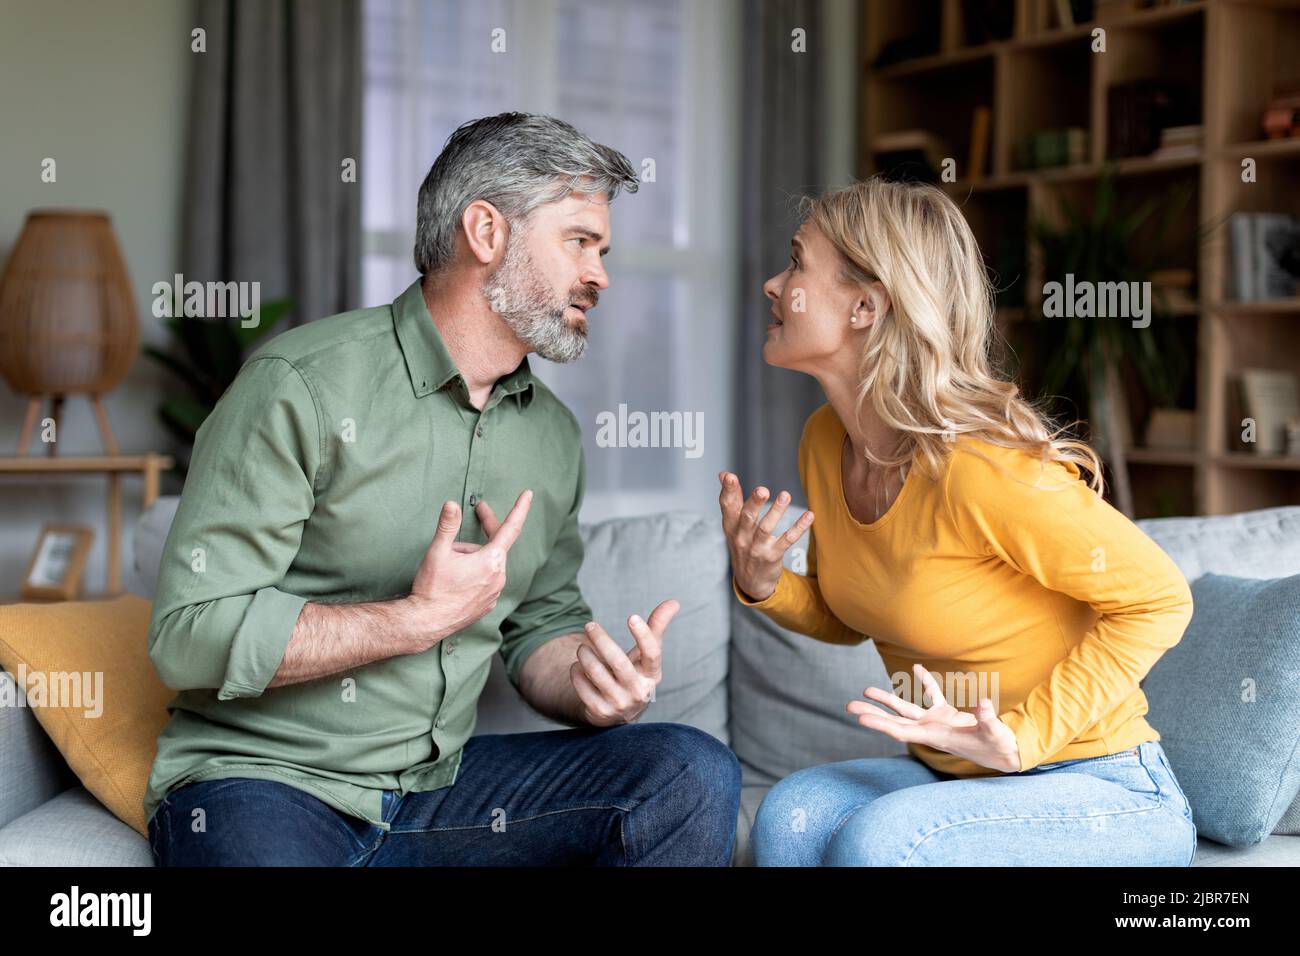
top-left (719, 177), bottom-right (1198, 867)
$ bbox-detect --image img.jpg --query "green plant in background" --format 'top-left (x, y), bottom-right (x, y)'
top-left (1031, 165), bottom-right (1198, 515)
top-left (144, 299), bottom-right (292, 480)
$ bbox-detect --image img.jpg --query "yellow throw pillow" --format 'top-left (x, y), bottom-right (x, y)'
top-left (0, 595), bottom-right (172, 837)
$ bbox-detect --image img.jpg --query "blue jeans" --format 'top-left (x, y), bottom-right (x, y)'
top-left (751, 740), bottom-right (1197, 866)
top-left (148, 722), bottom-right (740, 866)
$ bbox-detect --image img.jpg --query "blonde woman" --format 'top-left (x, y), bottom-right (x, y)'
top-left (719, 177), bottom-right (1198, 867)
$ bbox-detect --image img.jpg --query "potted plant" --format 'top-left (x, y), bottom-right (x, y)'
top-left (144, 299), bottom-right (292, 481)
top-left (1031, 165), bottom-right (1198, 516)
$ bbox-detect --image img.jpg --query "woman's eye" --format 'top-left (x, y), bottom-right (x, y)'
top-left (789, 256), bottom-right (799, 270)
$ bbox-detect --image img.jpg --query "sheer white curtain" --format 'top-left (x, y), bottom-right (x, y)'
top-left (361, 0), bottom-right (740, 521)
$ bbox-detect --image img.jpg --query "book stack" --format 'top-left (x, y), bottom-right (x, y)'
top-left (1227, 213), bottom-right (1300, 302)
top-left (871, 130), bottom-right (953, 184)
top-left (1238, 369), bottom-right (1300, 456)
top-left (1150, 124), bottom-right (1202, 161)
top-left (1107, 79), bottom-right (1195, 159)
top-left (1016, 128), bottom-right (1088, 170)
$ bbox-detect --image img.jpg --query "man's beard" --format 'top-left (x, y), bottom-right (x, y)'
top-left (481, 234), bottom-right (597, 364)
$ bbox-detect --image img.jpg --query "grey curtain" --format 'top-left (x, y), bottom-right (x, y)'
top-left (734, 0), bottom-right (829, 499)
top-left (183, 0), bottom-right (362, 328)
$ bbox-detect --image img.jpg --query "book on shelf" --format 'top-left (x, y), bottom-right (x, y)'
top-left (1239, 369), bottom-right (1300, 456)
top-left (1016, 128), bottom-right (1088, 170)
top-left (1227, 212), bottom-right (1300, 301)
top-left (872, 130), bottom-right (953, 183)
top-left (1147, 143), bottom-right (1200, 161)
top-left (1160, 125), bottom-right (1202, 146)
top-left (1151, 124), bottom-right (1202, 159)
top-left (1107, 80), bottom-right (1195, 160)
top-left (968, 106), bottom-right (992, 181)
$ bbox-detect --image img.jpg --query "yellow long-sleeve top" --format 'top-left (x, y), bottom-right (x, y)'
top-left (735, 403), bottom-right (1194, 777)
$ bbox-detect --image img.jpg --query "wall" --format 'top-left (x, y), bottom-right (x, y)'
top-left (0, 0), bottom-right (196, 595)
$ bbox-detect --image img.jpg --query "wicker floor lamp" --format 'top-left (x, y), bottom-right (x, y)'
top-left (0, 210), bottom-right (140, 456)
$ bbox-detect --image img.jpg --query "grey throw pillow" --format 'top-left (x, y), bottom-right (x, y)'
top-left (1143, 573), bottom-right (1300, 847)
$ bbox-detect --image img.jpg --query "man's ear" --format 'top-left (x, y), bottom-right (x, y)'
top-left (460, 199), bottom-right (507, 267)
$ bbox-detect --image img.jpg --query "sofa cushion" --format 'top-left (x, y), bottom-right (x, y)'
top-left (475, 510), bottom-right (732, 743)
top-left (0, 787), bottom-right (156, 866)
top-left (0, 596), bottom-right (171, 839)
top-left (1138, 506), bottom-right (1300, 834)
top-left (1142, 573), bottom-right (1300, 847)
top-left (0, 670), bottom-right (78, 831)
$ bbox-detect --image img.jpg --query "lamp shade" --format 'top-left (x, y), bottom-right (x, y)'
top-left (0, 210), bottom-right (140, 395)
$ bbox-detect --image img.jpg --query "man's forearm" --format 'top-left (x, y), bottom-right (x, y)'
top-left (516, 633), bottom-right (596, 726)
top-left (266, 597), bottom-right (428, 690)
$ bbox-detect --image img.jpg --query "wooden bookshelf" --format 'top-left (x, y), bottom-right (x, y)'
top-left (861, 0), bottom-right (1300, 517)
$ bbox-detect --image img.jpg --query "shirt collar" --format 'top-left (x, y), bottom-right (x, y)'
top-left (392, 278), bottom-right (536, 409)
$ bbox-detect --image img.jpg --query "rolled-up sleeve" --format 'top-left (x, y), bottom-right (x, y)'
top-left (498, 442), bottom-right (593, 689)
top-left (147, 355), bottom-right (322, 701)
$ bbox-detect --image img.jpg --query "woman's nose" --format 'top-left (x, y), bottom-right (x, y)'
top-left (763, 275), bottom-right (780, 301)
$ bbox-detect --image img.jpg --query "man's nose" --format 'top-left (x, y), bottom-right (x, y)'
top-left (582, 256), bottom-right (610, 291)
top-left (763, 275), bottom-right (781, 301)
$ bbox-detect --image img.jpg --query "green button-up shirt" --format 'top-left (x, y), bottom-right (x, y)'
top-left (144, 278), bottom-right (591, 830)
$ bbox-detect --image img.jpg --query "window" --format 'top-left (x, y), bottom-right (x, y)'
top-left (362, 0), bottom-right (740, 521)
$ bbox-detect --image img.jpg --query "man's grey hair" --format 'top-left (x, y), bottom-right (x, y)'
top-left (414, 112), bottom-right (639, 276)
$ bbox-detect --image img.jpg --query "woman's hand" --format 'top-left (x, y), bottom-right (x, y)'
top-left (847, 663), bottom-right (1022, 772)
top-left (718, 471), bottom-right (814, 602)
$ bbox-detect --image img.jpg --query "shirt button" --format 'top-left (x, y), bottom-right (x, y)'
top-left (435, 717), bottom-right (446, 729)
top-left (468, 494), bottom-right (479, 506)
top-left (476, 425), bottom-right (484, 437)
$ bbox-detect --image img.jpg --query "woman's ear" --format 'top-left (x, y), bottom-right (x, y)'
top-left (864, 281), bottom-right (891, 323)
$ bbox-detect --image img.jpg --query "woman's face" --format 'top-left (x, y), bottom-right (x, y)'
top-left (761, 221), bottom-right (878, 374)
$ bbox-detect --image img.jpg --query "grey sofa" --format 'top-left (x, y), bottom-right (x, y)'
top-left (2, 496), bottom-right (1298, 866)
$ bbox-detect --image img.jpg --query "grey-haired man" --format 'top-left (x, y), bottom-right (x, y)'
top-left (144, 112), bottom-right (741, 866)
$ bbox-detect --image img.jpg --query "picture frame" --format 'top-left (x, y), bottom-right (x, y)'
top-left (21, 524), bottom-right (95, 601)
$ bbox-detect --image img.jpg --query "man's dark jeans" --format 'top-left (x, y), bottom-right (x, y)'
top-left (148, 722), bottom-right (741, 866)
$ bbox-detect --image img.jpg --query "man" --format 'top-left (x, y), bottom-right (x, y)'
top-left (144, 112), bottom-right (741, 866)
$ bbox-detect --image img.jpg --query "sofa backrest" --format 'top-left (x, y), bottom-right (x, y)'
top-left (1135, 507), bottom-right (1300, 580)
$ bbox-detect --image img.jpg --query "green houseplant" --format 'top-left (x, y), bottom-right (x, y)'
top-left (144, 299), bottom-right (292, 480)
top-left (1031, 166), bottom-right (1198, 516)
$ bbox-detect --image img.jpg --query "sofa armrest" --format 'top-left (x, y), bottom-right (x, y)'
top-left (0, 669), bottom-right (77, 830)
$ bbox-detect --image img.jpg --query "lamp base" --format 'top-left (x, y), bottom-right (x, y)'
top-left (15, 393), bottom-right (119, 457)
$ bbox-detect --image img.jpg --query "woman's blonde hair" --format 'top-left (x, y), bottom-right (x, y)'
top-left (799, 176), bottom-right (1104, 493)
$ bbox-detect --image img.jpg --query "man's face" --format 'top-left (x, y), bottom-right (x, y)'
top-left (482, 191), bottom-right (612, 363)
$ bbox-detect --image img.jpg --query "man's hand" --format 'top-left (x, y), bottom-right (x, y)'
top-left (404, 490), bottom-right (532, 653)
top-left (569, 599), bottom-right (681, 726)
top-left (846, 663), bottom-right (1022, 772)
